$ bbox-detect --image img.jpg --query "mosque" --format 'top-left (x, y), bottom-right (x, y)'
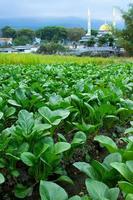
top-left (80, 8), bottom-right (116, 43)
top-left (71, 7), bottom-right (125, 56)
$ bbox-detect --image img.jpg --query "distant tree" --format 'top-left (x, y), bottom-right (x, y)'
top-left (37, 42), bottom-right (67, 54)
top-left (107, 34), bottom-right (114, 46)
top-left (91, 29), bottom-right (98, 37)
top-left (36, 26), bottom-right (67, 42)
top-left (14, 36), bottom-right (30, 45)
top-left (67, 28), bottom-right (86, 42)
top-left (17, 29), bottom-right (35, 41)
top-left (104, 33), bottom-right (114, 46)
top-left (98, 35), bottom-right (108, 47)
top-left (98, 34), bottom-right (114, 47)
top-left (117, 4), bottom-right (133, 55)
top-left (1, 26), bottom-right (16, 38)
top-left (87, 37), bottom-right (96, 47)
top-left (14, 29), bottom-right (35, 45)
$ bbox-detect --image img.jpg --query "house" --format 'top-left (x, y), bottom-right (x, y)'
top-left (33, 37), bottom-right (41, 45)
top-left (0, 47), bottom-right (17, 53)
top-left (14, 45), bottom-right (39, 53)
top-left (0, 45), bottom-right (39, 53)
top-left (70, 46), bottom-right (124, 57)
top-left (0, 38), bottom-right (13, 46)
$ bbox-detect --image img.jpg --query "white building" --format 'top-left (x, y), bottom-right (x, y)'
top-left (14, 45), bottom-right (39, 53)
top-left (0, 45), bottom-right (39, 53)
top-left (0, 38), bottom-right (13, 46)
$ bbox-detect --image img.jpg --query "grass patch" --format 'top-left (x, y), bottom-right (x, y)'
top-left (0, 53), bottom-right (132, 65)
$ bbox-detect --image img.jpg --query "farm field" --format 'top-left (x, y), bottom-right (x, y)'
top-left (0, 53), bottom-right (133, 65)
top-left (0, 58), bottom-right (133, 199)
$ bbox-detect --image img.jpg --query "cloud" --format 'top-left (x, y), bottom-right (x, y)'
top-left (0, 0), bottom-right (130, 19)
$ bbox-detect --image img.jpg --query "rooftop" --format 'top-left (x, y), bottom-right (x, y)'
top-left (0, 38), bottom-right (13, 42)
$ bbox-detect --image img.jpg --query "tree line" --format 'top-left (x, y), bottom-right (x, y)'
top-left (1, 26), bottom-right (87, 45)
top-left (116, 3), bottom-right (133, 56)
top-left (1, 25), bottom-right (114, 47)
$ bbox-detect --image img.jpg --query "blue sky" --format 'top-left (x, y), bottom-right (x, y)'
top-left (0, 0), bottom-right (131, 20)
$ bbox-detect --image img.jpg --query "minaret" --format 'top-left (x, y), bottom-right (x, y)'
top-left (113, 7), bottom-right (117, 28)
top-left (86, 8), bottom-right (91, 36)
top-left (129, 0), bottom-right (133, 5)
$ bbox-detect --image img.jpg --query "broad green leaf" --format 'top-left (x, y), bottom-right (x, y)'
top-left (94, 135), bottom-right (118, 153)
top-left (123, 151), bottom-right (133, 160)
top-left (57, 133), bottom-right (67, 142)
top-left (126, 194), bottom-right (133, 200)
top-left (11, 170), bottom-right (20, 177)
top-left (125, 127), bottom-right (133, 134)
top-left (123, 99), bottom-right (133, 111)
top-left (85, 179), bottom-right (108, 200)
top-left (57, 175), bottom-right (74, 185)
top-left (103, 153), bottom-right (122, 170)
top-left (49, 94), bottom-right (62, 106)
top-left (38, 107), bottom-right (62, 125)
top-left (71, 94), bottom-right (81, 104)
top-left (38, 107), bottom-right (70, 125)
top-left (54, 109), bottom-right (70, 119)
top-left (0, 133), bottom-right (10, 151)
top-left (18, 143), bottom-right (29, 154)
top-left (0, 112), bottom-right (3, 120)
top-left (91, 160), bottom-right (107, 178)
top-left (54, 142), bottom-right (71, 154)
top-left (128, 136), bottom-right (133, 142)
top-left (39, 180), bottom-right (68, 200)
top-left (116, 108), bottom-right (128, 115)
top-left (5, 107), bottom-right (16, 118)
top-left (108, 188), bottom-right (119, 200)
top-left (0, 97), bottom-right (3, 104)
top-left (119, 181), bottom-right (133, 194)
top-left (111, 162), bottom-right (133, 183)
top-left (21, 152), bottom-right (36, 167)
top-left (84, 102), bottom-right (95, 117)
top-left (130, 121), bottom-right (133, 126)
top-left (104, 115), bottom-right (119, 121)
top-left (71, 131), bottom-right (86, 147)
top-left (0, 158), bottom-right (6, 168)
top-left (73, 162), bottom-right (98, 179)
top-left (17, 110), bottom-right (34, 136)
top-left (81, 196), bottom-right (91, 200)
top-left (8, 99), bottom-right (21, 107)
top-left (34, 143), bottom-right (49, 157)
top-left (33, 123), bottom-right (52, 132)
top-left (14, 184), bottom-right (32, 198)
top-left (15, 87), bottom-right (27, 103)
top-left (0, 173), bottom-right (5, 184)
top-left (126, 161), bottom-right (133, 173)
top-left (74, 122), bottom-right (96, 133)
top-left (69, 196), bottom-right (81, 200)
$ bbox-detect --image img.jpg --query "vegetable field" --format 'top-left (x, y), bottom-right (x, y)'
top-left (0, 62), bottom-right (133, 199)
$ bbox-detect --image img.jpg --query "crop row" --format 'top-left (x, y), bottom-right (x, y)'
top-left (0, 63), bottom-right (132, 199)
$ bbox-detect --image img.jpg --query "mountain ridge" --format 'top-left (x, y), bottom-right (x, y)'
top-left (0, 17), bottom-right (124, 30)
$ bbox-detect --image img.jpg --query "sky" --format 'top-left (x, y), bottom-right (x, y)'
top-left (0, 0), bottom-right (131, 20)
